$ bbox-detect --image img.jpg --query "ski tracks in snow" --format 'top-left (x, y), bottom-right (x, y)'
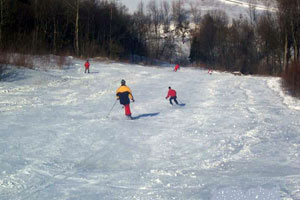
top-left (1, 64), bottom-right (300, 199)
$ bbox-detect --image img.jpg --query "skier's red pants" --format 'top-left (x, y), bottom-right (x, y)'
top-left (124, 104), bottom-right (131, 116)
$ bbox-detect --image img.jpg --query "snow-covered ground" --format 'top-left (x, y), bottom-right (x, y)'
top-left (0, 59), bottom-right (300, 200)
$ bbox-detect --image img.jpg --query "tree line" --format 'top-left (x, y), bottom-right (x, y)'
top-left (0, 0), bottom-right (146, 59)
top-left (0, 0), bottom-right (299, 96)
top-left (189, 0), bottom-right (300, 96)
top-left (0, 0), bottom-right (199, 64)
top-left (189, 10), bottom-right (281, 75)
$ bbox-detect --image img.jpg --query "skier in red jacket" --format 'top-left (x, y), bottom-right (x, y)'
top-left (208, 69), bottom-right (212, 75)
top-left (165, 86), bottom-right (178, 105)
top-left (174, 64), bottom-right (180, 72)
top-left (84, 60), bottom-right (90, 73)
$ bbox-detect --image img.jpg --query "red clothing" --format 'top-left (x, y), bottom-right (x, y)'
top-left (84, 61), bottom-right (90, 69)
top-left (166, 89), bottom-right (177, 99)
top-left (174, 64), bottom-right (180, 72)
top-left (124, 104), bottom-right (131, 116)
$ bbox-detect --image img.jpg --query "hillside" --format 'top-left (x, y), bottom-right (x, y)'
top-left (0, 58), bottom-right (300, 199)
top-left (138, 0), bottom-right (278, 64)
top-left (126, 0), bottom-right (277, 19)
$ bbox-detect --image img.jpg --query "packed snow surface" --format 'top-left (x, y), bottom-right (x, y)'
top-left (0, 59), bottom-right (300, 200)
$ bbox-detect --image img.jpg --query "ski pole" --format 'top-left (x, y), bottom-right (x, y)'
top-left (177, 99), bottom-right (184, 104)
top-left (106, 99), bottom-right (118, 118)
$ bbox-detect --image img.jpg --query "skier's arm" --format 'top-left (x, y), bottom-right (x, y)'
top-left (165, 91), bottom-right (170, 99)
top-left (116, 87), bottom-right (121, 99)
top-left (127, 87), bottom-right (134, 102)
top-left (129, 93), bottom-right (135, 102)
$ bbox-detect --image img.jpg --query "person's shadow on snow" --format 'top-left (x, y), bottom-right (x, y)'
top-left (132, 112), bottom-right (160, 120)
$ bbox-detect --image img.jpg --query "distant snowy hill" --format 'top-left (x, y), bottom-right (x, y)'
top-left (198, 0), bottom-right (277, 19)
top-left (0, 58), bottom-right (300, 200)
top-left (124, 0), bottom-right (277, 19)
top-left (141, 0), bottom-right (278, 63)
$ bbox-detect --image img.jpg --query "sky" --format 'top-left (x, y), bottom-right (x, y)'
top-left (120, 0), bottom-right (188, 13)
top-left (0, 57), bottom-right (300, 199)
top-left (120, 0), bottom-right (145, 13)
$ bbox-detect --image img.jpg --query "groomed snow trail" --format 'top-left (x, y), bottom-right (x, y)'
top-left (0, 60), bottom-right (300, 200)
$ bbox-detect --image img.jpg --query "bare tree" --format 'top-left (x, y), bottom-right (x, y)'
top-left (160, 0), bottom-right (171, 34)
top-left (189, 1), bottom-right (202, 27)
top-left (256, 12), bottom-right (281, 74)
top-left (172, 0), bottom-right (189, 43)
top-left (147, 0), bottom-right (162, 59)
top-left (60, 0), bottom-right (80, 55)
top-left (0, 0), bottom-right (6, 47)
top-left (276, 0), bottom-right (300, 70)
top-left (248, 0), bottom-right (257, 25)
top-left (75, 0), bottom-right (80, 55)
top-left (147, 0), bottom-right (161, 37)
top-left (134, 1), bottom-right (149, 44)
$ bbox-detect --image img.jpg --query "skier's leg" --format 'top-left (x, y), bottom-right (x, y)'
top-left (169, 98), bottom-right (173, 105)
top-left (174, 97), bottom-right (178, 104)
top-left (124, 104), bottom-right (132, 116)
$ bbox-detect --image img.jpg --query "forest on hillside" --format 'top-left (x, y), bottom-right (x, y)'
top-left (0, 0), bottom-right (300, 96)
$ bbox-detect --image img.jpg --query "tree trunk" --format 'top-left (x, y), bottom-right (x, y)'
top-left (109, 6), bottom-right (112, 58)
top-left (32, 0), bottom-right (38, 52)
top-left (53, 17), bottom-right (57, 54)
top-left (0, 0), bottom-right (3, 47)
top-left (75, 0), bottom-right (79, 55)
top-left (283, 31), bottom-right (289, 71)
top-left (291, 20), bottom-right (299, 61)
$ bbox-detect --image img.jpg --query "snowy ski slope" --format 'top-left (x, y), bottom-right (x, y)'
top-left (0, 58), bottom-right (300, 200)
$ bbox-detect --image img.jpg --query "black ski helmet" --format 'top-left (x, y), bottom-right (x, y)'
top-left (121, 79), bottom-right (126, 85)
